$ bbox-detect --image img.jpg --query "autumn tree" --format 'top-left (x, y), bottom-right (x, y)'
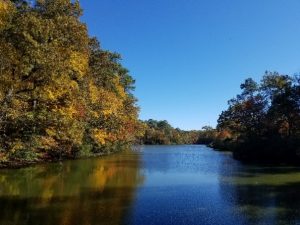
top-left (215, 71), bottom-right (300, 162)
top-left (140, 119), bottom-right (200, 145)
top-left (0, 0), bottom-right (142, 165)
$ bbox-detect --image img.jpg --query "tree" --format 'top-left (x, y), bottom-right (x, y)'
top-left (0, 0), bottom-right (142, 165)
top-left (140, 119), bottom-right (201, 145)
top-left (215, 72), bottom-right (300, 162)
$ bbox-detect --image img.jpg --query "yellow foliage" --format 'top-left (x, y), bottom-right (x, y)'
top-left (0, 91), bottom-right (4, 102)
top-left (69, 80), bottom-right (79, 90)
top-left (91, 111), bottom-right (100, 118)
top-left (11, 140), bottom-right (24, 153)
top-left (0, 0), bottom-right (140, 161)
top-left (0, 0), bottom-right (14, 30)
top-left (92, 129), bottom-right (108, 145)
top-left (89, 81), bottom-right (123, 117)
top-left (0, 1), bottom-right (10, 12)
top-left (39, 78), bottom-right (79, 102)
top-left (69, 51), bottom-right (88, 79)
top-left (45, 128), bottom-right (56, 137)
top-left (34, 136), bottom-right (58, 150)
top-left (113, 76), bottom-right (126, 98)
top-left (88, 82), bottom-right (99, 104)
top-left (98, 88), bottom-right (123, 116)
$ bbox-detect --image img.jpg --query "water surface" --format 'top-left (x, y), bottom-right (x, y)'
top-left (1, 145), bottom-right (300, 225)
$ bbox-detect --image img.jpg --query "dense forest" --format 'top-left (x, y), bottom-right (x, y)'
top-left (139, 119), bottom-right (201, 145)
top-left (138, 119), bottom-right (218, 146)
top-left (211, 72), bottom-right (300, 162)
top-left (0, 0), bottom-right (143, 166)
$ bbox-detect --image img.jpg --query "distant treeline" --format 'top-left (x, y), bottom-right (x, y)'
top-left (138, 119), bottom-right (216, 145)
top-left (138, 72), bottom-right (300, 164)
top-left (0, 0), bottom-right (143, 166)
top-left (210, 72), bottom-right (300, 163)
top-left (139, 119), bottom-right (199, 145)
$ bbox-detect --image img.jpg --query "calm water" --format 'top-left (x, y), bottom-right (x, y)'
top-left (1, 145), bottom-right (300, 225)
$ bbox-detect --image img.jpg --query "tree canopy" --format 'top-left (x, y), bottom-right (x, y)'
top-left (214, 71), bottom-right (300, 162)
top-left (138, 119), bottom-right (216, 145)
top-left (0, 0), bottom-right (143, 165)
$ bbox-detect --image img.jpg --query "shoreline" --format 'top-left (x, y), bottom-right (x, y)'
top-left (0, 152), bottom-right (111, 170)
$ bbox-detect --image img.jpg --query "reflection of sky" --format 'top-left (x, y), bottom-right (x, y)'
top-left (144, 171), bottom-right (217, 187)
top-left (126, 145), bottom-right (300, 225)
top-left (138, 145), bottom-right (224, 173)
top-left (127, 145), bottom-right (244, 225)
top-left (2, 145), bottom-right (300, 225)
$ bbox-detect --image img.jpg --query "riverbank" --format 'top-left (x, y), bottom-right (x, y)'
top-left (0, 145), bottom-right (128, 169)
top-left (0, 153), bottom-right (103, 169)
top-left (207, 139), bottom-right (300, 165)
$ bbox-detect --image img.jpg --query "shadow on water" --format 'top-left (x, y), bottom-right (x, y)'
top-left (0, 150), bottom-right (144, 225)
top-left (218, 153), bottom-right (300, 225)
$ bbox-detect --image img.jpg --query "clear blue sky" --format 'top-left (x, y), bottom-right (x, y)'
top-left (80, 0), bottom-right (300, 130)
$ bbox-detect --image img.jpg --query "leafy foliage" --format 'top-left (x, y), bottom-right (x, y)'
top-left (139, 119), bottom-right (200, 145)
top-left (0, 0), bottom-right (142, 165)
top-left (215, 71), bottom-right (300, 162)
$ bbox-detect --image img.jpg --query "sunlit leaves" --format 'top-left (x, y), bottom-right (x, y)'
top-left (0, 0), bottom-right (141, 162)
top-left (0, 0), bottom-right (15, 31)
top-left (216, 72), bottom-right (300, 161)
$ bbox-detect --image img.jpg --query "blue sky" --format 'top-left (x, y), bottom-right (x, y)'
top-left (80, 0), bottom-right (300, 130)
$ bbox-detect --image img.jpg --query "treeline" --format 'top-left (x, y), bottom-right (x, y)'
top-left (211, 72), bottom-right (300, 163)
top-left (139, 119), bottom-right (201, 145)
top-left (139, 119), bottom-right (218, 145)
top-left (0, 0), bottom-right (142, 166)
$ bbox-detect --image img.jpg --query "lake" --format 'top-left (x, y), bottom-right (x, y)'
top-left (1, 145), bottom-right (300, 225)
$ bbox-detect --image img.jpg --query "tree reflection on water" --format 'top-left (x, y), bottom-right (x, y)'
top-left (219, 156), bottom-right (300, 225)
top-left (0, 150), bottom-right (144, 225)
